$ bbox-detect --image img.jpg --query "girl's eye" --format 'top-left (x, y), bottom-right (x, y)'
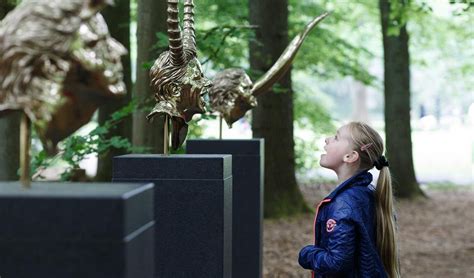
top-left (334, 135), bottom-right (338, 140)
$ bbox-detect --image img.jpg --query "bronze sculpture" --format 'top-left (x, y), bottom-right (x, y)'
top-left (0, 0), bottom-right (127, 186)
top-left (147, 0), bottom-right (212, 152)
top-left (209, 13), bottom-right (329, 131)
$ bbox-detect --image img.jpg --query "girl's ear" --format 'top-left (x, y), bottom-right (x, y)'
top-left (343, 150), bottom-right (359, 163)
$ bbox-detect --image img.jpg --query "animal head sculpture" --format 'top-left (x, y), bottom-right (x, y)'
top-left (147, 0), bottom-right (212, 150)
top-left (209, 12), bottom-right (329, 128)
top-left (210, 68), bottom-right (256, 127)
top-left (0, 0), bottom-right (126, 153)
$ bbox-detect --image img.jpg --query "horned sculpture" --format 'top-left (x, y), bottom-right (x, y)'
top-left (147, 0), bottom-right (212, 152)
top-left (209, 13), bottom-right (329, 134)
top-left (0, 0), bottom-right (127, 186)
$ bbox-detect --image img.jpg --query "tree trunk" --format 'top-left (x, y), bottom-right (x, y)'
top-left (0, 0), bottom-right (20, 181)
top-left (132, 0), bottom-right (167, 153)
top-left (379, 0), bottom-right (424, 198)
top-left (249, 0), bottom-right (309, 217)
top-left (96, 0), bottom-right (132, 181)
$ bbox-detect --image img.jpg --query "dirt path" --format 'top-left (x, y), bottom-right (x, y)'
top-left (263, 185), bottom-right (474, 277)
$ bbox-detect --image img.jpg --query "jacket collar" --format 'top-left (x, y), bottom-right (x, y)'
top-left (325, 170), bottom-right (373, 200)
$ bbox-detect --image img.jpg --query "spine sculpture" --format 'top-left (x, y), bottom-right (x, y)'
top-left (147, 0), bottom-right (212, 152)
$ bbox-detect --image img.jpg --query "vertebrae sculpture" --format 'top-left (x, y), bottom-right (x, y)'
top-left (147, 0), bottom-right (211, 151)
top-left (0, 0), bottom-right (126, 186)
top-left (209, 13), bottom-right (329, 129)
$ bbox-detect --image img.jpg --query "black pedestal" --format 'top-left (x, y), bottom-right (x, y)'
top-left (0, 182), bottom-right (155, 278)
top-left (186, 139), bottom-right (264, 278)
top-left (113, 154), bottom-right (232, 278)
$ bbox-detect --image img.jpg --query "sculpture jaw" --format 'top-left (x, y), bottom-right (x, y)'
top-left (146, 104), bottom-right (188, 151)
top-left (223, 95), bottom-right (257, 128)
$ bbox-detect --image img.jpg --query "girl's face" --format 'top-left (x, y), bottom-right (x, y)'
top-left (320, 125), bottom-right (354, 171)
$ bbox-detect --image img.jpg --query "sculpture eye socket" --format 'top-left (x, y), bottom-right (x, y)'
top-left (86, 39), bottom-right (99, 48)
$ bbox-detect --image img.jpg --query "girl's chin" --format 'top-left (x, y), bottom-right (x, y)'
top-left (319, 156), bottom-right (326, 167)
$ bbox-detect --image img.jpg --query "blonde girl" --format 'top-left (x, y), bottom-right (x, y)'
top-left (298, 122), bottom-right (400, 277)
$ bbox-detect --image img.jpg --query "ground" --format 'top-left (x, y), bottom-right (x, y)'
top-left (263, 183), bottom-right (474, 277)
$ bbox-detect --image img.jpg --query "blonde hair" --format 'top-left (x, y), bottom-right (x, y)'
top-left (347, 121), bottom-right (400, 278)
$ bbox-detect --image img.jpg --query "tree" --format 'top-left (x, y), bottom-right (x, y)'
top-left (132, 0), bottom-right (167, 153)
top-left (249, 0), bottom-right (309, 217)
top-left (96, 0), bottom-right (133, 181)
top-left (0, 0), bottom-right (13, 17)
top-left (0, 0), bottom-right (20, 181)
top-left (379, 0), bottom-right (424, 198)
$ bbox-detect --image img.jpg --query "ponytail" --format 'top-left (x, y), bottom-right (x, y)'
top-left (375, 167), bottom-right (400, 278)
top-left (347, 121), bottom-right (401, 277)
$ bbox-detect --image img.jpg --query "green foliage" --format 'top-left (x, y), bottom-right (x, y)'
top-left (153, 32), bottom-right (169, 52)
top-left (130, 0), bottom-right (139, 22)
top-left (405, 0), bottom-right (474, 108)
top-left (141, 61), bottom-right (154, 70)
top-left (294, 137), bottom-right (319, 172)
top-left (288, 0), bottom-right (378, 85)
top-left (385, 0), bottom-right (411, 36)
top-left (197, 25), bottom-right (256, 68)
top-left (294, 86), bottom-right (335, 173)
top-left (31, 101), bottom-right (147, 181)
top-left (192, 0), bottom-right (380, 86)
top-left (294, 91), bottom-right (334, 135)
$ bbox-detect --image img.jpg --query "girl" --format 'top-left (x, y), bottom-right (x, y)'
top-left (298, 122), bottom-right (400, 277)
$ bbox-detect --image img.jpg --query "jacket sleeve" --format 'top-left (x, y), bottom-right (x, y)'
top-left (298, 201), bottom-right (356, 275)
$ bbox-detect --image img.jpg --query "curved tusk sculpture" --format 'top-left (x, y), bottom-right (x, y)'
top-left (251, 12), bottom-right (329, 97)
top-left (208, 12), bottom-right (329, 128)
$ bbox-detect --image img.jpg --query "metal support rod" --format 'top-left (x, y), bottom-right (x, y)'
top-left (20, 113), bottom-right (31, 188)
top-left (163, 115), bottom-right (169, 155)
top-left (219, 115), bottom-right (223, 140)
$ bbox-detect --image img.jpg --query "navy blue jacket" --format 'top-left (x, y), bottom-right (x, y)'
top-left (298, 171), bottom-right (388, 277)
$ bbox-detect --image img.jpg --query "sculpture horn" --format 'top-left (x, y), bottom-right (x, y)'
top-left (167, 0), bottom-right (185, 66)
top-left (183, 0), bottom-right (197, 57)
top-left (251, 12), bottom-right (329, 97)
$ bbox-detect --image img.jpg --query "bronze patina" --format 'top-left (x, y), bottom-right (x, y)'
top-left (147, 0), bottom-right (212, 150)
top-left (0, 0), bottom-right (126, 154)
top-left (0, 0), bottom-right (126, 186)
top-left (209, 13), bottom-right (329, 128)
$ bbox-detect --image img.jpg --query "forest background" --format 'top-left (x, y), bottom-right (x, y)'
top-left (0, 0), bottom-right (472, 217)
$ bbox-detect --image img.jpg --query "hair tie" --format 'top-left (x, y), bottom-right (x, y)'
top-left (373, 155), bottom-right (389, 170)
top-left (360, 143), bottom-right (373, 152)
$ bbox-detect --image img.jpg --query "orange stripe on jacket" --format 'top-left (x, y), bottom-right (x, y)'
top-left (311, 198), bottom-right (331, 278)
